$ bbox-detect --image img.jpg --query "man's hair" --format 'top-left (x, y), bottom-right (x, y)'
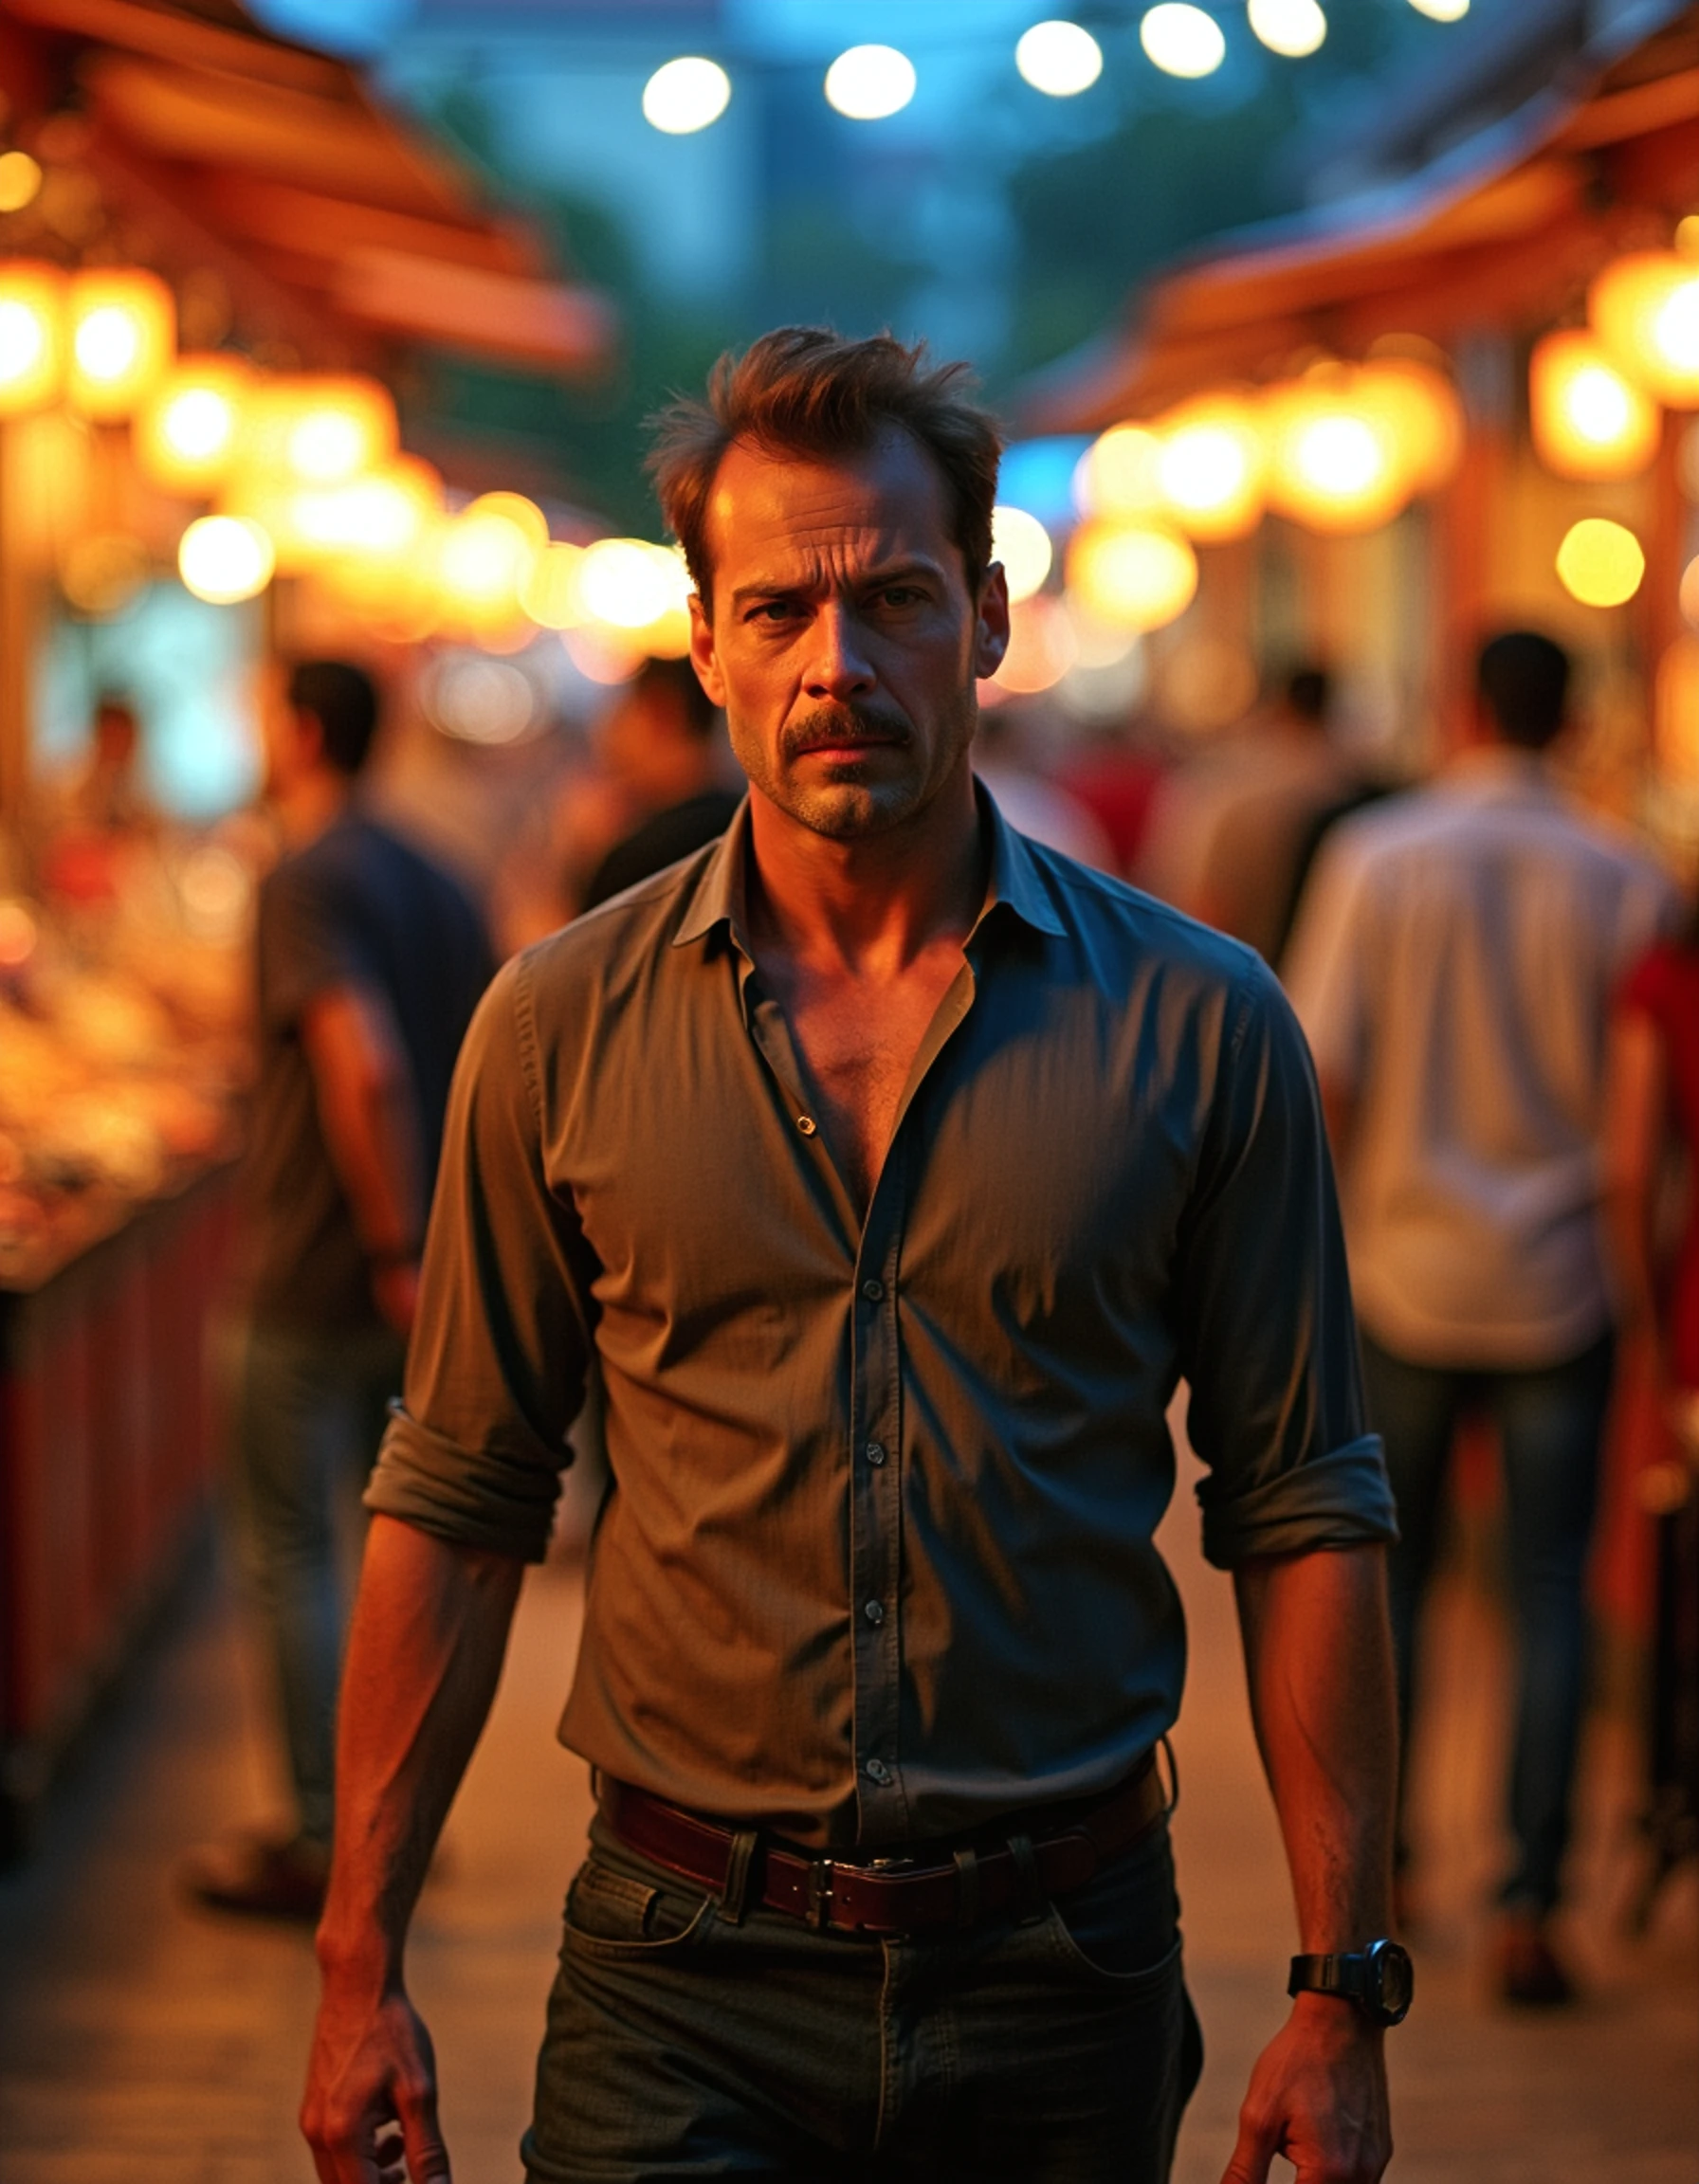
top-left (1476, 630), bottom-right (1570, 750)
top-left (1286, 666), bottom-right (1330, 724)
top-left (631, 653), bottom-right (718, 739)
top-left (288, 659), bottom-right (380, 775)
top-left (647, 327), bottom-right (1004, 607)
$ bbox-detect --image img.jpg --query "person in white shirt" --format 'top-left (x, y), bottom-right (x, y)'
top-left (1285, 630), bottom-right (1677, 2006)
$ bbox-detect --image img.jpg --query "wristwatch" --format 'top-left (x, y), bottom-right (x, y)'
top-left (1288, 1938), bottom-right (1414, 2026)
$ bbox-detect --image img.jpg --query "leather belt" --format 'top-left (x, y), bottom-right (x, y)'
top-left (599, 1754), bottom-right (1166, 1938)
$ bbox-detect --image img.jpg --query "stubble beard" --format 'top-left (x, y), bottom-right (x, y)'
top-left (739, 694), bottom-right (977, 843)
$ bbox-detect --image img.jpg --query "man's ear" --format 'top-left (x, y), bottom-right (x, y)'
top-left (689, 595), bottom-right (727, 709)
top-left (973, 562), bottom-right (1012, 682)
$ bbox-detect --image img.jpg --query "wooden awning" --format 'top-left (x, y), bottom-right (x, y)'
top-left (0, 0), bottom-right (614, 373)
top-left (1023, 4), bottom-right (1699, 431)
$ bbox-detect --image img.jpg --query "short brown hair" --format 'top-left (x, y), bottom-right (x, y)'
top-left (647, 327), bottom-right (1004, 609)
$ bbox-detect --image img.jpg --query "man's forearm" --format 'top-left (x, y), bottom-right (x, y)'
top-left (317, 1514), bottom-right (523, 1991)
top-left (1233, 1543), bottom-right (1397, 1949)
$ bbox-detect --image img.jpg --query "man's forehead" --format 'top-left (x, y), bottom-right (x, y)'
top-left (706, 429), bottom-right (952, 576)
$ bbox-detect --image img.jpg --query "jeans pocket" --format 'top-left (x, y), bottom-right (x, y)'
top-left (562, 1856), bottom-right (716, 1957)
top-left (1042, 1824), bottom-right (1181, 1987)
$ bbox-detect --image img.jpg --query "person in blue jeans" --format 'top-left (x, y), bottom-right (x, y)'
top-left (1287, 629), bottom-right (1677, 2004)
top-left (185, 661), bottom-right (491, 1920)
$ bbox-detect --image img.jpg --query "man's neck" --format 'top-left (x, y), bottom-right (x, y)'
top-left (745, 759), bottom-right (983, 977)
top-left (276, 766), bottom-right (354, 849)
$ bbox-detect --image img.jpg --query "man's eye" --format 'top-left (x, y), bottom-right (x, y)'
top-left (874, 586), bottom-right (924, 609)
top-left (745, 600), bottom-right (797, 625)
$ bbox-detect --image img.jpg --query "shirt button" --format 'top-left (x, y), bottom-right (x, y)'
top-left (796, 1115), bottom-right (817, 1136)
top-left (864, 1441), bottom-right (886, 1465)
top-left (861, 1277), bottom-right (885, 1301)
top-left (863, 1599), bottom-right (885, 1625)
top-left (864, 1757), bottom-right (892, 1786)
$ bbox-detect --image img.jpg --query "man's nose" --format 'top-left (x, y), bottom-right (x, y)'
top-left (802, 603), bottom-right (876, 701)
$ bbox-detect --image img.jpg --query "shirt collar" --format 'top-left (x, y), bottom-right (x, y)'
top-left (671, 778), bottom-right (1067, 952)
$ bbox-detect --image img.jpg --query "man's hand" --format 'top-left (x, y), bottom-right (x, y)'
top-left (302, 1975), bottom-right (448, 2184)
top-left (1223, 1996), bottom-right (1391, 2184)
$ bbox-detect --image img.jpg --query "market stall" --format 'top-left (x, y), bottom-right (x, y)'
top-left (0, 0), bottom-right (615, 1856)
top-left (1022, 1), bottom-right (1699, 833)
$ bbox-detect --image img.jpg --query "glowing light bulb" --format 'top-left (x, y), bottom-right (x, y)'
top-left (521, 541), bottom-right (589, 629)
top-left (1555, 518), bottom-right (1644, 608)
top-left (1528, 330), bottom-right (1657, 481)
top-left (642, 57), bottom-right (732, 134)
top-left (1014, 21), bottom-right (1104, 97)
top-left (0, 150), bottom-right (44, 212)
top-left (578, 538), bottom-right (690, 628)
top-left (1248, 0), bottom-right (1326, 57)
top-left (1406, 0), bottom-right (1468, 19)
top-left (0, 263), bottom-right (61, 413)
top-left (1140, 6), bottom-right (1227, 79)
top-left (825, 45), bottom-right (917, 120)
top-left (1074, 424), bottom-right (1163, 519)
top-left (992, 504), bottom-right (1053, 602)
top-left (178, 514), bottom-right (274, 604)
top-left (1154, 394), bottom-right (1265, 540)
top-left (1067, 519), bottom-right (1198, 632)
top-left (66, 268), bottom-right (174, 419)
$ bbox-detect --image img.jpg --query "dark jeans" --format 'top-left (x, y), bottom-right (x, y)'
top-left (1360, 1328), bottom-right (1616, 1914)
top-left (223, 1316), bottom-right (406, 1845)
top-left (522, 1810), bottom-right (1201, 2182)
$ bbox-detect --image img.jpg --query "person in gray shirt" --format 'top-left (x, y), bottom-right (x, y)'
top-left (303, 332), bottom-right (1402, 2184)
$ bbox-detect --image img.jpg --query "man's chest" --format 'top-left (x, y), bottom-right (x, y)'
top-left (548, 962), bottom-right (1207, 1374)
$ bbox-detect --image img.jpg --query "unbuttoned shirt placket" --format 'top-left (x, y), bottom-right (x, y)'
top-left (732, 926), bottom-right (985, 1847)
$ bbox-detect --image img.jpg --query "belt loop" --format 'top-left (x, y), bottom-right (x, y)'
top-left (1006, 1831), bottom-right (1045, 1925)
top-left (952, 1846), bottom-right (980, 1931)
top-left (1157, 1735), bottom-right (1179, 1817)
top-left (719, 1829), bottom-right (759, 1926)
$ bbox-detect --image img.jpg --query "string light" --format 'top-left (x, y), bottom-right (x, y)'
top-left (1140, 6), bottom-right (1227, 80)
top-left (642, 58), bottom-right (732, 134)
top-left (1248, 0), bottom-right (1326, 59)
top-left (1555, 518), bottom-right (1645, 608)
top-left (178, 514), bottom-right (274, 604)
top-left (1528, 330), bottom-right (1658, 481)
top-left (1015, 21), bottom-right (1105, 97)
top-left (825, 46), bottom-right (917, 120)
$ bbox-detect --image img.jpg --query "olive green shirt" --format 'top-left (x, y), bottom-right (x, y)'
top-left (367, 792), bottom-right (1393, 1848)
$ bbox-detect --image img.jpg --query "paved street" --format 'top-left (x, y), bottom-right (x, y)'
top-left (1, 1445), bottom-right (1694, 2182)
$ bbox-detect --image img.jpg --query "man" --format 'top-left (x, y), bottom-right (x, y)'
top-left (577, 653), bottom-right (741, 909)
top-left (1285, 630), bottom-right (1676, 2004)
top-left (304, 332), bottom-right (1402, 2183)
top-left (187, 661), bottom-right (492, 1920)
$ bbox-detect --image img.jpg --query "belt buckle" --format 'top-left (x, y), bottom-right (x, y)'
top-left (805, 1859), bottom-right (834, 1929)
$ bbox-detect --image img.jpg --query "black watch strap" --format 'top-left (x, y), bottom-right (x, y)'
top-left (1288, 1939), bottom-right (1413, 2025)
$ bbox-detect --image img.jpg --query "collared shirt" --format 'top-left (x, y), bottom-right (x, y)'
top-left (368, 791), bottom-right (1393, 1848)
top-left (1285, 749), bottom-right (1678, 1369)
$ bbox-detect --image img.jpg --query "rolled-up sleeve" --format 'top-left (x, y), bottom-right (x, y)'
top-left (1175, 958), bottom-right (1397, 1569)
top-left (365, 953), bottom-right (594, 1560)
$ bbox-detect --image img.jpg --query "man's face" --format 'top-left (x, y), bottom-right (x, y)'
top-left (689, 428), bottom-right (1009, 842)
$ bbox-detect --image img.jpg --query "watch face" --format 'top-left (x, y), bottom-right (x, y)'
top-left (1370, 1940), bottom-right (1414, 2023)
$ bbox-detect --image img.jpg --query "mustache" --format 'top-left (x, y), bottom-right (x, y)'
top-left (783, 703), bottom-right (912, 758)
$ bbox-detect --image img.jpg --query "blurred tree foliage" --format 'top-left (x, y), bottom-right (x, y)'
top-left (998, 2), bottom-right (1427, 386)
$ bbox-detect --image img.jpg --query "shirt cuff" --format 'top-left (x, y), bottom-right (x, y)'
top-left (363, 1401), bottom-right (565, 1563)
top-left (1197, 1433), bottom-right (1399, 1571)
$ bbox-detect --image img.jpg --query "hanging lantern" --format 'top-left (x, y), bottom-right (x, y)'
top-left (134, 353), bottom-right (252, 493)
top-left (1590, 250), bottom-right (1699, 407)
top-left (1529, 330), bottom-right (1659, 481)
top-left (291, 454), bottom-right (443, 567)
top-left (1066, 517), bottom-right (1197, 631)
top-left (1153, 391), bottom-right (1265, 542)
top-left (435, 492), bottom-right (548, 633)
top-left (1354, 355), bottom-right (1464, 495)
top-left (66, 267), bottom-right (174, 420)
top-left (178, 514), bottom-right (274, 604)
top-left (520, 540), bottom-right (589, 629)
top-left (1262, 367), bottom-right (1408, 534)
top-left (1073, 423), bottom-right (1164, 519)
top-left (0, 261), bottom-right (64, 415)
top-left (240, 373), bottom-right (398, 487)
top-left (1555, 517), bottom-right (1644, 608)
